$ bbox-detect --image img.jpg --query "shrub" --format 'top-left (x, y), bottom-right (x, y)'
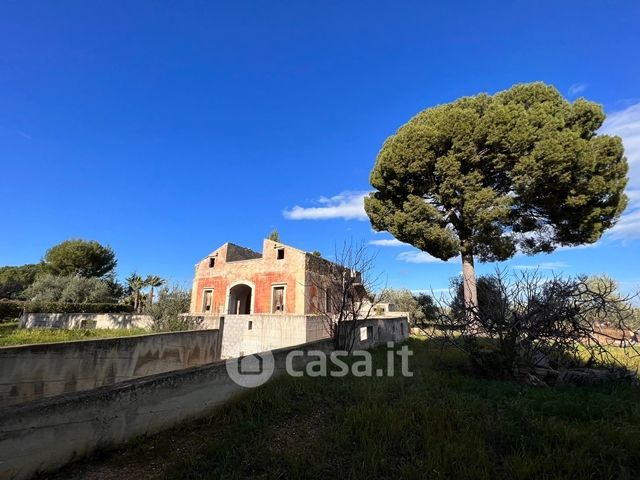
top-left (24, 274), bottom-right (119, 304)
top-left (378, 288), bottom-right (438, 326)
top-left (24, 302), bottom-right (134, 314)
top-left (424, 270), bottom-right (639, 384)
top-left (147, 285), bottom-right (192, 331)
top-left (0, 300), bottom-right (24, 320)
top-left (449, 275), bottom-right (509, 323)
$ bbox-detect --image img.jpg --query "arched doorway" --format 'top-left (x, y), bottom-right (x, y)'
top-left (228, 283), bottom-right (253, 314)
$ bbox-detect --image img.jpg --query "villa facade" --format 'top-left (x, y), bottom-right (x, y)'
top-left (189, 239), bottom-right (338, 317)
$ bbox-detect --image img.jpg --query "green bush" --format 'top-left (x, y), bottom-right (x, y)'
top-left (24, 302), bottom-right (134, 314)
top-left (147, 285), bottom-right (192, 331)
top-left (0, 300), bottom-right (24, 320)
top-left (24, 274), bottom-right (119, 304)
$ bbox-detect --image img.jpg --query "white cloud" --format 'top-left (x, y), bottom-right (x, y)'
top-left (602, 104), bottom-right (640, 166)
top-left (411, 288), bottom-right (450, 295)
top-left (397, 251), bottom-right (459, 264)
top-left (555, 242), bottom-right (600, 252)
top-left (369, 238), bottom-right (406, 247)
top-left (568, 83), bottom-right (588, 96)
top-left (608, 208), bottom-right (640, 242)
top-left (283, 191), bottom-right (368, 221)
top-left (512, 261), bottom-right (570, 271)
top-left (601, 101), bottom-right (640, 241)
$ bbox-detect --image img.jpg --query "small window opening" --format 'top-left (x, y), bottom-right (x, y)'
top-left (277, 248), bottom-right (285, 260)
top-left (272, 286), bottom-right (285, 313)
top-left (202, 289), bottom-right (213, 313)
top-left (360, 326), bottom-right (368, 341)
top-left (209, 257), bottom-right (216, 268)
top-left (248, 320), bottom-right (253, 330)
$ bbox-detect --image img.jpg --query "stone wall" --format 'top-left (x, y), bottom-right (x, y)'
top-left (20, 313), bottom-right (153, 330)
top-left (0, 329), bottom-right (221, 407)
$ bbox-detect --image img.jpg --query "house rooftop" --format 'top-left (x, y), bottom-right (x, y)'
top-left (203, 239), bottom-right (312, 264)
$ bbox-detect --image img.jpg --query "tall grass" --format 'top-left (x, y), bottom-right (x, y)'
top-left (51, 337), bottom-right (640, 480)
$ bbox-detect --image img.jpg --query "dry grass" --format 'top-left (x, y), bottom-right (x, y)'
top-left (46, 337), bottom-right (640, 480)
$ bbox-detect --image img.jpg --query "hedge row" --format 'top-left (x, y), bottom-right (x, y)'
top-left (0, 301), bottom-right (24, 320)
top-left (24, 302), bottom-right (134, 314)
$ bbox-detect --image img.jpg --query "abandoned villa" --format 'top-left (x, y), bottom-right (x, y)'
top-left (190, 238), bottom-right (345, 316)
top-left (187, 238), bottom-right (410, 358)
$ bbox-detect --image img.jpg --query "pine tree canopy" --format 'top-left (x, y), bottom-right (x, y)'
top-left (365, 82), bottom-right (628, 262)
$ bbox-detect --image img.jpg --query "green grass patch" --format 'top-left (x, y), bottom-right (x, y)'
top-left (49, 337), bottom-right (640, 479)
top-left (0, 322), bottom-right (148, 347)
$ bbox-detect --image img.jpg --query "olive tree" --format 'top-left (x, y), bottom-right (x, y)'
top-left (365, 82), bottom-right (628, 312)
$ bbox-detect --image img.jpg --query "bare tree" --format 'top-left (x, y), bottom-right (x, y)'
top-left (308, 240), bottom-right (385, 352)
top-left (422, 269), bottom-right (640, 385)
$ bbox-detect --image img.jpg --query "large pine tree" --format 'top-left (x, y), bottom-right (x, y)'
top-left (365, 82), bottom-right (628, 311)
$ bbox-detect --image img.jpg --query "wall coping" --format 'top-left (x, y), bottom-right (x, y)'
top-left (0, 328), bottom-right (219, 352)
top-left (0, 337), bottom-right (333, 417)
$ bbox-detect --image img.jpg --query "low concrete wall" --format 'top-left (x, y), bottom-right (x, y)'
top-left (220, 314), bottom-right (330, 359)
top-left (0, 338), bottom-right (334, 480)
top-left (0, 329), bottom-right (221, 407)
top-left (204, 314), bottom-right (405, 359)
top-left (0, 318), bottom-right (410, 480)
top-left (179, 313), bottom-right (222, 330)
top-left (20, 313), bottom-right (154, 330)
top-left (346, 316), bottom-right (410, 348)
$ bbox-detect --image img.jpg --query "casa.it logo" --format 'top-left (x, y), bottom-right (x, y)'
top-left (226, 350), bottom-right (275, 388)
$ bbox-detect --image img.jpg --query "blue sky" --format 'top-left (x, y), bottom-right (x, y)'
top-left (1, 1), bottom-right (639, 295)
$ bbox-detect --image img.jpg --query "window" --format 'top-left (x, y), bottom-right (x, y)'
top-left (277, 248), bottom-right (285, 260)
top-left (202, 289), bottom-right (213, 313)
top-left (367, 326), bottom-right (373, 339)
top-left (360, 326), bottom-right (368, 341)
top-left (324, 290), bottom-right (332, 313)
top-left (272, 285), bottom-right (285, 313)
top-left (208, 257), bottom-right (216, 268)
top-left (248, 320), bottom-right (253, 330)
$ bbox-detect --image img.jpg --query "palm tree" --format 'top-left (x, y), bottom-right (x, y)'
top-left (126, 273), bottom-right (145, 313)
top-left (144, 275), bottom-right (165, 308)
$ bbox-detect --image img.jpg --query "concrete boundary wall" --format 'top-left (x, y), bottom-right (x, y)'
top-left (0, 317), bottom-right (409, 480)
top-left (179, 315), bottom-right (407, 359)
top-left (220, 314), bottom-right (329, 359)
top-left (0, 339), bottom-right (334, 480)
top-left (344, 316), bottom-right (410, 348)
top-left (20, 313), bottom-right (154, 330)
top-left (181, 314), bottom-right (331, 359)
top-left (0, 329), bottom-right (221, 407)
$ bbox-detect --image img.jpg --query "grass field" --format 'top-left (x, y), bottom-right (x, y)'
top-left (47, 336), bottom-right (640, 480)
top-left (0, 322), bottom-right (148, 347)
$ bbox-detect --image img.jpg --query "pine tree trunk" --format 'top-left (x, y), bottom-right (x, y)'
top-left (461, 252), bottom-right (478, 318)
